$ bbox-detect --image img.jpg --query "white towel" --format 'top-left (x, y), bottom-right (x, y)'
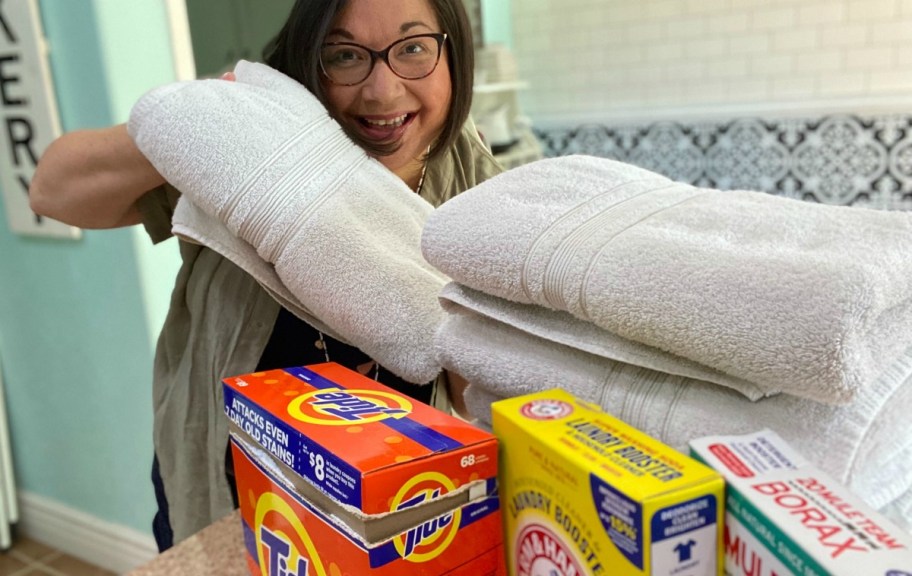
top-left (437, 307), bottom-right (912, 512)
top-left (170, 197), bottom-right (342, 339)
top-left (878, 486), bottom-right (912, 533)
top-left (439, 282), bottom-right (766, 400)
top-left (422, 155), bottom-right (912, 404)
top-left (128, 60), bottom-right (448, 383)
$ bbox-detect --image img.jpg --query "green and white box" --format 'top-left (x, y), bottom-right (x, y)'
top-left (690, 429), bottom-right (912, 576)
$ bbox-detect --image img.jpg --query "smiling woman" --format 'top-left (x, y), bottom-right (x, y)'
top-left (263, 0), bottom-right (475, 189)
top-left (29, 0), bottom-right (503, 554)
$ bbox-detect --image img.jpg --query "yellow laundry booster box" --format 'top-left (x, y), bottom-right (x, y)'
top-left (493, 389), bottom-right (725, 576)
top-left (690, 429), bottom-right (912, 576)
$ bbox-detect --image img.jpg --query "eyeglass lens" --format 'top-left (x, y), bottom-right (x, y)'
top-left (321, 34), bottom-right (443, 85)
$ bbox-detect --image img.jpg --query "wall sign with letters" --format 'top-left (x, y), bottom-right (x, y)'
top-left (0, 0), bottom-right (79, 239)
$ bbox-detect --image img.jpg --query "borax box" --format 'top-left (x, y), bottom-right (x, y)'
top-left (493, 389), bottom-right (725, 576)
top-left (223, 362), bottom-right (506, 575)
top-left (690, 429), bottom-right (912, 576)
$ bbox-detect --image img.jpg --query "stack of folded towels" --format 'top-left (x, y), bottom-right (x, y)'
top-left (421, 155), bottom-right (912, 531)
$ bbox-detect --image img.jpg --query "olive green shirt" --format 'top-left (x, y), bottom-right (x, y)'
top-left (136, 120), bottom-right (503, 543)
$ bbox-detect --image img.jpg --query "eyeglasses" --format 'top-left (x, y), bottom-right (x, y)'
top-left (320, 33), bottom-right (447, 86)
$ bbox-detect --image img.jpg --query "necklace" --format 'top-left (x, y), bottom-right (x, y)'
top-left (415, 154), bottom-right (429, 194)
top-left (316, 330), bottom-right (380, 382)
top-left (415, 145), bottom-right (431, 194)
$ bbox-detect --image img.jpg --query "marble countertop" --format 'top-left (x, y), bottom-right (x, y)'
top-left (127, 511), bottom-right (248, 576)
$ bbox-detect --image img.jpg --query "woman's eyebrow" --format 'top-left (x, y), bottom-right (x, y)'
top-left (400, 21), bottom-right (431, 33)
top-left (326, 28), bottom-right (354, 40)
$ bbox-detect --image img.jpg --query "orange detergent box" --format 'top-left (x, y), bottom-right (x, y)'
top-left (493, 389), bottom-right (725, 576)
top-left (690, 429), bottom-right (912, 576)
top-left (223, 363), bottom-right (505, 575)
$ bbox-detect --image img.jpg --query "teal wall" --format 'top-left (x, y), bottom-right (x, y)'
top-left (0, 0), bottom-right (181, 534)
top-left (481, 0), bottom-right (512, 48)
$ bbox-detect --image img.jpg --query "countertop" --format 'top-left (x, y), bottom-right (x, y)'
top-left (127, 511), bottom-right (248, 576)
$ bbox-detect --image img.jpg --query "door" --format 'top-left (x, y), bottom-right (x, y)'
top-left (184, 0), bottom-right (295, 78)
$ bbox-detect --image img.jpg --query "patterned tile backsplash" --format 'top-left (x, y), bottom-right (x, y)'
top-left (536, 114), bottom-right (912, 211)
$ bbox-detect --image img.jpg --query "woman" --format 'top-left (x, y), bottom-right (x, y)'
top-left (30, 0), bottom-right (502, 551)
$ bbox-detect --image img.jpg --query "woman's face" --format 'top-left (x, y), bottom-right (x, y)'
top-left (322, 0), bottom-right (452, 183)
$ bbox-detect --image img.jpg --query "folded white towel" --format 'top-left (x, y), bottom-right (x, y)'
top-left (439, 282), bottom-right (766, 400)
top-left (878, 486), bottom-right (912, 533)
top-left (171, 197), bottom-right (343, 339)
top-left (129, 61), bottom-right (448, 383)
top-left (438, 307), bottom-right (912, 512)
top-left (423, 155), bottom-right (912, 404)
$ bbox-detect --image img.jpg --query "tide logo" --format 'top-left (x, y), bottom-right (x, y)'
top-left (254, 492), bottom-right (325, 576)
top-left (287, 388), bottom-right (412, 425)
top-left (392, 472), bottom-right (461, 562)
top-left (516, 522), bottom-right (584, 576)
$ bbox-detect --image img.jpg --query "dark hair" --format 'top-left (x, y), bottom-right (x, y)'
top-left (262, 0), bottom-right (474, 161)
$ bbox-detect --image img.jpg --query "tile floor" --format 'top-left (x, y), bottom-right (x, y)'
top-left (0, 536), bottom-right (115, 576)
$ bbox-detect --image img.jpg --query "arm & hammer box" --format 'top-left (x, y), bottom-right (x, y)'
top-left (493, 389), bottom-right (725, 576)
top-left (223, 362), bottom-right (506, 575)
top-left (689, 429), bottom-right (912, 576)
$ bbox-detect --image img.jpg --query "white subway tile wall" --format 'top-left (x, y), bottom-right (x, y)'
top-left (511, 0), bottom-right (912, 123)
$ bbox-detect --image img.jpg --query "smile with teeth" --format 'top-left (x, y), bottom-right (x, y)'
top-left (364, 114), bottom-right (410, 127)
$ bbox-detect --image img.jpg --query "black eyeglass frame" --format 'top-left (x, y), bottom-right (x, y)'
top-left (319, 33), bottom-right (448, 86)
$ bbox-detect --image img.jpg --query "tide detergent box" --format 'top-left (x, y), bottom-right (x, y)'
top-left (223, 362), bottom-right (506, 575)
top-left (493, 389), bottom-right (725, 576)
top-left (689, 429), bottom-right (912, 576)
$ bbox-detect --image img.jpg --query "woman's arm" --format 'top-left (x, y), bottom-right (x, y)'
top-left (30, 123), bottom-right (165, 229)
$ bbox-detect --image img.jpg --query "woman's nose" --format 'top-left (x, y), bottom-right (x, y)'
top-left (361, 60), bottom-right (405, 101)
